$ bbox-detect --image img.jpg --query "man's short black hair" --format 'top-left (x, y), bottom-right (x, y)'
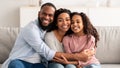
top-left (41, 2), bottom-right (56, 10)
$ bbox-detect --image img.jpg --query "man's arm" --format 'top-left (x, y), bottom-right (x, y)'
top-left (54, 48), bottom-right (94, 62)
top-left (51, 48), bottom-right (95, 65)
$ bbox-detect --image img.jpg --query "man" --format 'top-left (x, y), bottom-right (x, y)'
top-left (2, 2), bottom-right (94, 68)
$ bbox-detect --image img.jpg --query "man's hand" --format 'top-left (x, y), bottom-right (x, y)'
top-left (75, 48), bottom-right (95, 62)
top-left (83, 48), bottom-right (95, 57)
top-left (54, 48), bottom-right (95, 63)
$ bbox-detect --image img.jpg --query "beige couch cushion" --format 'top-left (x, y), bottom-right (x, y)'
top-left (0, 27), bottom-right (19, 64)
top-left (96, 26), bottom-right (120, 64)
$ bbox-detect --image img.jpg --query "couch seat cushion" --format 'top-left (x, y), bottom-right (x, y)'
top-left (102, 64), bottom-right (120, 68)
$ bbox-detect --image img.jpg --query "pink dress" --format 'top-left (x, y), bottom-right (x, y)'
top-left (62, 34), bottom-right (100, 66)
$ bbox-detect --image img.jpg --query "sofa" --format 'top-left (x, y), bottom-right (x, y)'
top-left (0, 26), bottom-right (120, 68)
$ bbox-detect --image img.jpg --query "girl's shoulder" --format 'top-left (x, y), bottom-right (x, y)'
top-left (64, 34), bottom-right (73, 38)
top-left (88, 34), bottom-right (95, 41)
top-left (63, 34), bottom-right (73, 41)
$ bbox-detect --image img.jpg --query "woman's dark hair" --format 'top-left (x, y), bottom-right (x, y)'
top-left (70, 12), bottom-right (99, 47)
top-left (47, 8), bottom-right (71, 32)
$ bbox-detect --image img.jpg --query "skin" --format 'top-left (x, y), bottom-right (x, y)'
top-left (54, 13), bottom-right (71, 42)
top-left (38, 6), bottom-right (55, 26)
top-left (71, 15), bottom-right (85, 36)
top-left (38, 5), bottom-right (94, 65)
top-left (57, 13), bottom-right (71, 32)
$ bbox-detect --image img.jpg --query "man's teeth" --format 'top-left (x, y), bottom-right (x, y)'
top-left (43, 20), bottom-right (48, 22)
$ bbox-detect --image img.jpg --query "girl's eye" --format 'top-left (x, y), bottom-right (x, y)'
top-left (77, 21), bottom-right (80, 23)
top-left (76, 20), bottom-right (81, 23)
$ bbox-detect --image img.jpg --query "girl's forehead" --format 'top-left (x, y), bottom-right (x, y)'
top-left (72, 15), bottom-right (82, 19)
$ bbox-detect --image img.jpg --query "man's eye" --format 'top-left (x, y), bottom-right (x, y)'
top-left (49, 14), bottom-right (53, 17)
top-left (66, 19), bottom-right (70, 21)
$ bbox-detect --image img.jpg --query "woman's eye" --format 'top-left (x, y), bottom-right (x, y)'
top-left (58, 19), bottom-right (63, 22)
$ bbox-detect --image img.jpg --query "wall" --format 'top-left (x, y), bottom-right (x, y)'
top-left (20, 7), bottom-right (120, 27)
top-left (42, 0), bottom-right (120, 8)
top-left (0, 0), bottom-right (39, 27)
top-left (0, 0), bottom-right (120, 27)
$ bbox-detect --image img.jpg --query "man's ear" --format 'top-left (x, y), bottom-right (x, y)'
top-left (38, 11), bottom-right (40, 16)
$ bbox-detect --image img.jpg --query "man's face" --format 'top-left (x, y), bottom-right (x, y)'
top-left (39, 6), bottom-right (55, 27)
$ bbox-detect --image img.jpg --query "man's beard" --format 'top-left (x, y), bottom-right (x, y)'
top-left (38, 17), bottom-right (52, 31)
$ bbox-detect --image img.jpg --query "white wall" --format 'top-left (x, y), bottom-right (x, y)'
top-left (1, 0), bottom-right (120, 27)
top-left (20, 7), bottom-right (120, 27)
top-left (0, 0), bottom-right (39, 27)
top-left (42, 0), bottom-right (120, 8)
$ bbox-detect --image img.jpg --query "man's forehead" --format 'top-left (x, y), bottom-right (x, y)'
top-left (41, 6), bottom-right (55, 11)
top-left (41, 6), bottom-right (55, 14)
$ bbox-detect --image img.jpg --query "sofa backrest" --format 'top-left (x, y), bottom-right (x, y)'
top-left (95, 26), bottom-right (120, 64)
top-left (0, 26), bottom-right (120, 64)
top-left (0, 27), bottom-right (19, 64)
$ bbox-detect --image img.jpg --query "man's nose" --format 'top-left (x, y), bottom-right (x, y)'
top-left (44, 15), bottom-right (49, 19)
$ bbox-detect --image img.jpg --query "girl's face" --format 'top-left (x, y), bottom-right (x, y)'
top-left (71, 15), bottom-right (84, 34)
top-left (57, 13), bottom-right (71, 32)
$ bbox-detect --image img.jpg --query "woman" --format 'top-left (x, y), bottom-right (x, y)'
top-left (44, 8), bottom-right (77, 68)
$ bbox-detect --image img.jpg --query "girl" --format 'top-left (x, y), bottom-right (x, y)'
top-left (63, 12), bottom-right (101, 68)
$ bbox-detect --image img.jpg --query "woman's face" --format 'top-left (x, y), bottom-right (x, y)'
top-left (71, 15), bottom-right (84, 34)
top-left (57, 13), bottom-right (71, 32)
